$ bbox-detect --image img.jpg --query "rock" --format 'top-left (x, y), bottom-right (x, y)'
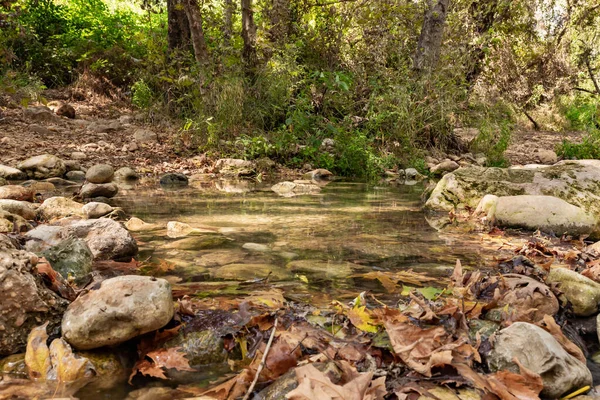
top-left (82, 202), bottom-right (113, 219)
top-left (165, 234), bottom-right (229, 250)
top-left (56, 103), bottom-right (76, 119)
top-left (23, 106), bottom-right (57, 123)
top-left (497, 274), bottom-right (559, 322)
top-left (63, 218), bottom-right (138, 261)
top-left (17, 154), bottom-right (66, 179)
top-left (287, 259), bottom-right (360, 279)
top-left (159, 173), bottom-right (188, 187)
top-left (271, 181), bottom-right (321, 197)
top-left (321, 138), bottom-right (335, 150)
top-left (24, 225), bottom-right (64, 253)
top-left (28, 181), bottom-right (56, 195)
top-left (0, 200), bottom-right (36, 220)
top-left (537, 149), bottom-right (558, 165)
top-left (0, 236), bottom-right (69, 355)
top-left (303, 169), bottom-right (334, 180)
top-left (29, 124), bottom-right (53, 136)
top-left (404, 168), bottom-right (422, 181)
top-left (0, 165), bottom-right (26, 180)
top-left (430, 160), bottom-right (460, 175)
top-left (125, 217), bottom-right (159, 232)
top-left (87, 121), bottom-right (120, 133)
top-left (80, 182), bottom-right (118, 199)
top-left (86, 164), bottom-right (114, 184)
top-left (37, 196), bottom-right (84, 220)
top-left (0, 185), bottom-right (34, 201)
top-left (62, 275), bottom-right (173, 350)
top-left (66, 171), bottom-right (86, 181)
top-left (488, 322), bottom-right (592, 398)
top-left (70, 152), bottom-right (87, 160)
top-left (453, 127), bottom-right (480, 148)
top-left (546, 267), bottom-right (600, 316)
top-left (166, 221), bottom-right (212, 238)
top-left (63, 160), bottom-right (81, 173)
top-left (0, 210), bottom-right (31, 233)
top-left (41, 238), bottom-right (93, 283)
top-left (255, 157), bottom-right (276, 172)
top-left (194, 250), bottom-right (247, 267)
top-left (133, 128), bottom-right (158, 143)
top-left (425, 161), bottom-right (600, 232)
top-left (0, 177), bottom-right (5, 186)
top-left (214, 158), bottom-right (255, 177)
top-left (164, 330), bottom-right (227, 365)
top-left (211, 263), bottom-right (292, 281)
top-left (477, 195), bottom-right (599, 237)
top-left (587, 241), bottom-right (600, 254)
top-left (259, 362), bottom-right (342, 400)
top-left (114, 167), bottom-right (139, 181)
top-left (242, 242), bottom-right (270, 252)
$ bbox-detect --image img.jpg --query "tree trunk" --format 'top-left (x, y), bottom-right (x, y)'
top-left (167, 0), bottom-right (191, 51)
top-left (223, 0), bottom-right (234, 47)
top-left (413, 0), bottom-right (450, 73)
top-left (183, 0), bottom-right (209, 65)
top-left (268, 0), bottom-right (290, 45)
top-left (241, 0), bottom-right (258, 73)
top-left (464, 0), bottom-right (498, 87)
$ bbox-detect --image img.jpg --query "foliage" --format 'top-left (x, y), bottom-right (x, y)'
top-left (556, 96), bottom-right (600, 160)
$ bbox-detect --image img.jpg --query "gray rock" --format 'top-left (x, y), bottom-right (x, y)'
top-left (82, 202), bottom-right (113, 219)
top-left (477, 195), bottom-right (599, 237)
top-left (430, 160), bottom-right (460, 175)
top-left (37, 196), bottom-right (84, 220)
top-left (488, 322), bottom-right (592, 398)
top-left (164, 330), bottom-right (227, 366)
top-left (404, 168), bottom-right (421, 180)
top-left (453, 127), bottom-right (480, 148)
top-left (17, 154), bottom-right (66, 179)
top-left (66, 171), bottom-right (86, 181)
top-left (114, 167), bottom-right (139, 181)
top-left (271, 181), bottom-right (321, 197)
top-left (214, 159), bottom-right (255, 177)
top-left (63, 160), bottom-right (82, 172)
top-left (303, 169), bottom-right (334, 180)
top-left (24, 225), bottom-right (64, 253)
top-left (159, 173), bottom-right (188, 187)
top-left (80, 182), bottom-right (118, 199)
top-left (41, 238), bottom-right (93, 283)
top-left (62, 275), bottom-right (173, 350)
top-left (0, 165), bottom-right (26, 180)
top-left (546, 267), bottom-right (600, 316)
top-left (133, 128), bottom-right (158, 143)
top-left (63, 218), bottom-right (138, 261)
top-left (0, 200), bottom-right (36, 220)
top-left (537, 149), bottom-right (558, 165)
top-left (87, 121), bottom-right (120, 133)
top-left (70, 152), bottom-right (87, 160)
top-left (86, 164), bottom-right (114, 184)
top-left (23, 106), bottom-right (57, 123)
top-left (242, 242), bottom-right (270, 252)
top-left (0, 236), bottom-right (69, 355)
top-left (29, 124), bottom-right (53, 136)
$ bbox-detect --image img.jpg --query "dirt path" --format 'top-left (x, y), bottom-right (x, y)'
top-left (504, 129), bottom-right (584, 165)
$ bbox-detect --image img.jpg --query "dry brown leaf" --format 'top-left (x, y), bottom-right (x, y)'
top-left (48, 338), bottom-right (95, 383)
top-left (539, 315), bottom-right (586, 363)
top-left (147, 347), bottom-right (196, 372)
top-left (36, 258), bottom-right (76, 301)
top-left (25, 322), bottom-right (51, 380)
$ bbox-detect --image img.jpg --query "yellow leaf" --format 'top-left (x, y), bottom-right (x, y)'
top-left (48, 338), bottom-right (96, 383)
top-left (25, 322), bottom-right (51, 380)
top-left (347, 306), bottom-right (379, 333)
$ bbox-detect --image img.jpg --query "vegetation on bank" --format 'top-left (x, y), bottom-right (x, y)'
top-left (0, 0), bottom-right (599, 177)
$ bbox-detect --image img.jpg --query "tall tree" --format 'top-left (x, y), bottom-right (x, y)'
top-left (413, 0), bottom-right (450, 73)
top-left (167, 0), bottom-right (191, 51)
top-left (183, 0), bottom-right (209, 65)
top-left (223, 0), bottom-right (234, 47)
top-left (268, 0), bottom-right (290, 45)
top-left (241, 0), bottom-right (258, 72)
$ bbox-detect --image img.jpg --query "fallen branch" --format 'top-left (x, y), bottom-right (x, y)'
top-left (242, 317), bottom-right (278, 400)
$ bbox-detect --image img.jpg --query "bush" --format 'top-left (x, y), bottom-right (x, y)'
top-left (556, 96), bottom-right (600, 160)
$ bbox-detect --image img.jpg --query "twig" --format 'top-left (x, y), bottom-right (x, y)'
top-left (242, 318), bottom-right (278, 400)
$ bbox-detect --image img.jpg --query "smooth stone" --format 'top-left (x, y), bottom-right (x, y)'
top-left (24, 225), bottom-right (64, 253)
top-left (86, 164), bottom-right (114, 184)
top-left (547, 267), bottom-right (600, 316)
top-left (41, 238), bottom-right (93, 283)
top-left (159, 173), bottom-right (188, 187)
top-left (0, 185), bottom-right (34, 201)
top-left (70, 152), bottom-right (87, 160)
top-left (66, 170), bottom-right (86, 181)
top-left (271, 181), bottom-right (321, 197)
top-left (80, 182), bottom-right (118, 199)
top-left (488, 322), bottom-right (592, 398)
top-left (242, 242), bottom-right (270, 252)
top-left (63, 158), bottom-right (81, 171)
top-left (114, 167), bottom-right (139, 181)
top-left (17, 154), bottom-right (66, 179)
top-left (27, 181), bottom-right (56, 194)
top-left (62, 275), bottom-right (173, 350)
top-left (133, 128), bottom-right (158, 143)
top-left (430, 160), bottom-right (460, 175)
top-left (37, 196), bottom-right (84, 220)
top-left (166, 221), bottom-right (212, 238)
top-left (61, 218), bottom-right (138, 261)
top-left (23, 106), bottom-right (57, 123)
top-left (0, 200), bottom-right (36, 220)
top-left (0, 165), bottom-right (26, 180)
top-left (286, 259), bottom-right (358, 279)
top-left (0, 236), bottom-right (69, 355)
top-left (302, 169), bottom-right (333, 180)
top-left (0, 210), bottom-right (31, 233)
top-left (214, 159), bottom-right (255, 177)
top-left (537, 149), bottom-right (558, 164)
top-left (82, 202), bottom-right (113, 219)
top-left (125, 217), bottom-right (160, 232)
top-left (194, 250), bottom-right (247, 267)
top-left (211, 263), bottom-right (292, 281)
top-left (164, 235), bottom-right (228, 250)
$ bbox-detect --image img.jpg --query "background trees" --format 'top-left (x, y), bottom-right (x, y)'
top-left (0, 0), bottom-right (599, 176)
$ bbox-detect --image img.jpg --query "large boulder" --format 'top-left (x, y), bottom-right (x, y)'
top-left (0, 185), bottom-right (34, 201)
top-left (0, 200), bottom-right (36, 220)
top-left (86, 164), bottom-right (114, 184)
top-left (546, 267), bottom-right (600, 316)
top-left (17, 154), bottom-right (66, 179)
top-left (80, 182), bottom-right (118, 199)
top-left (0, 165), bottom-right (26, 181)
top-left (62, 275), bottom-right (174, 350)
top-left (476, 195), bottom-right (599, 237)
top-left (488, 322), bottom-right (592, 398)
top-left (0, 235), bottom-right (69, 355)
top-left (37, 196), bottom-right (84, 220)
top-left (425, 161), bottom-right (600, 232)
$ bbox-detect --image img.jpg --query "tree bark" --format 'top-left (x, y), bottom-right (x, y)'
top-left (464, 0), bottom-right (498, 87)
top-left (167, 0), bottom-right (191, 51)
top-left (268, 0), bottom-right (290, 44)
top-left (183, 0), bottom-right (209, 65)
top-left (241, 0), bottom-right (258, 73)
top-left (223, 0), bottom-right (234, 47)
top-left (413, 0), bottom-right (450, 73)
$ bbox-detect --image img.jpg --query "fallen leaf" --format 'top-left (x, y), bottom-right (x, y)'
top-left (48, 338), bottom-right (95, 382)
top-left (346, 305), bottom-right (380, 333)
top-left (25, 322), bottom-right (51, 380)
top-left (539, 315), bottom-right (586, 363)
